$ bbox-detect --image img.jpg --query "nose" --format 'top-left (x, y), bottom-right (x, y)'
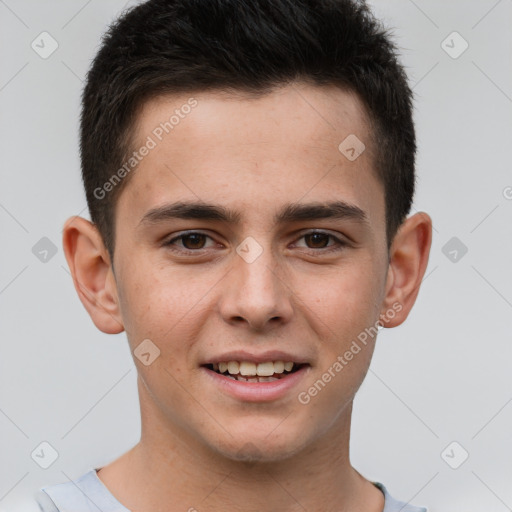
top-left (217, 241), bottom-right (294, 332)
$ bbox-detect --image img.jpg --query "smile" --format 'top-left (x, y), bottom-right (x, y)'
top-left (205, 360), bottom-right (306, 382)
top-left (201, 358), bottom-right (310, 401)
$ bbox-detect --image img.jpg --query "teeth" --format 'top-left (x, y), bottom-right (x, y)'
top-left (239, 361), bottom-right (257, 376)
top-left (235, 375), bottom-right (280, 383)
top-left (273, 361), bottom-right (285, 373)
top-left (212, 360), bottom-right (296, 377)
top-left (256, 362), bottom-right (274, 376)
top-left (227, 361), bottom-right (239, 375)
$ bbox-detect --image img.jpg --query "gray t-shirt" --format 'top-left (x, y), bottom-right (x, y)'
top-left (33, 468), bottom-right (427, 512)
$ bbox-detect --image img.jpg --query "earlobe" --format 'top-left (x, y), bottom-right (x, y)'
top-left (62, 216), bottom-right (124, 334)
top-left (380, 212), bottom-right (432, 328)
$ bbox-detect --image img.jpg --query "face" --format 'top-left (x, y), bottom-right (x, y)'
top-left (111, 83), bottom-right (391, 461)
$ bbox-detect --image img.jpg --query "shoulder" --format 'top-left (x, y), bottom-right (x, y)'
top-left (29, 468), bottom-right (127, 512)
top-left (373, 482), bottom-right (428, 512)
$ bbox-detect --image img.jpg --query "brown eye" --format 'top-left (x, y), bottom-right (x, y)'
top-left (304, 232), bottom-right (331, 249)
top-left (293, 230), bottom-right (347, 255)
top-left (165, 231), bottom-right (215, 252)
top-left (180, 233), bottom-right (207, 249)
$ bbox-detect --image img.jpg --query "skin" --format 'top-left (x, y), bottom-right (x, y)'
top-left (63, 82), bottom-right (432, 512)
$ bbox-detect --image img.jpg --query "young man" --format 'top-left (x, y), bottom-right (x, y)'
top-left (35, 0), bottom-right (432, 510)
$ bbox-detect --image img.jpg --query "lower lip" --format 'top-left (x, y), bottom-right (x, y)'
top-left (201, 366), bottom-right (310, 402)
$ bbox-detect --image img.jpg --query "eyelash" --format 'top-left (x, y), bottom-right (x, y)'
top-left (164, 230), bottom-right (348, 255)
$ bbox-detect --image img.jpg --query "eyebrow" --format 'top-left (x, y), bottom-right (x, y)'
top-left (139, 200), bottom-right (369, 227)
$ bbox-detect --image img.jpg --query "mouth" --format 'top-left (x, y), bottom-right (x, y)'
top-left (202, 360), bottom-right (309, 383)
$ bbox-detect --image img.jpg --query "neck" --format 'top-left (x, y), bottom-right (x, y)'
top-left (97, 381), bottom-right (383, 512)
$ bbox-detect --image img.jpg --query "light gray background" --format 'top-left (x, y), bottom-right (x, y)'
top-left (1, 1), bottom-right (511, 510)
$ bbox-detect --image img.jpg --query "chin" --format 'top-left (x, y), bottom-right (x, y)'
top-left (207, 426), bottom-right (311, 464)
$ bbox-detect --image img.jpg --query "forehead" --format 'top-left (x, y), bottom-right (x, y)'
top-left (134, 83), bottom-right (372, 156)
top-left (117, 83), bottom-right (383, 230)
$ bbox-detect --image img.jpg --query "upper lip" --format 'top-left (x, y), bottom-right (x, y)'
top-left (201, 350), bottom-right (310, 365)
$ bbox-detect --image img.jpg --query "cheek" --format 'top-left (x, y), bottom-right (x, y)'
top-left (297, 267), bottom-right (381, 420)
top-left (116, 259), bottom-right (215, 351)
top-left (303, 259), bottom-right (383, 343)
top-left (115, 259), bottom-right (168, 345)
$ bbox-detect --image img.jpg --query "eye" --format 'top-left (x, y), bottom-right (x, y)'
top-left (293, 230), bottom-right (347, 253)
top-left (165, 231), bottom-right (217, 252)
top-left (164, 230), bottom-right (348, 255)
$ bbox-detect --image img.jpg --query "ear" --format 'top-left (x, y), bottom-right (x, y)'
top-left (379, 212), bottom-right (432, 328)
top-left (62, 216), bottom-right (124, 334)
